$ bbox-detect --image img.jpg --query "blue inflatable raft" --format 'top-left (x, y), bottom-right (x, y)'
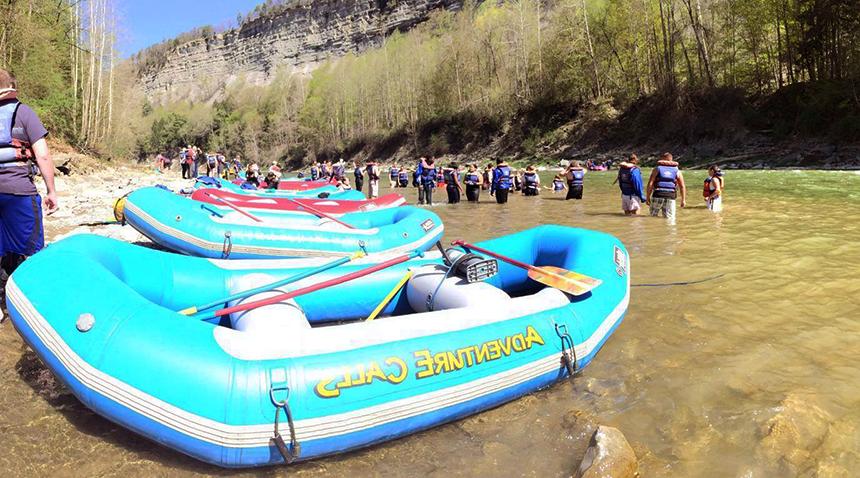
top-left (5, 225), bottom-right (629, 467)
top-left (121, 186), bottom-right (443, 259)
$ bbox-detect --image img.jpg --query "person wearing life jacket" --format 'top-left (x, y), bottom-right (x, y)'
top-left (398, 169), bottom-right (409, 187)
top-left (0, 69), bottom-right (58, 280)
top-left (513, 170), bottom-right (523, 192)
top-left (389, 164), bottom-right (400, 188)
top-left (310, 162), bottom-right (320, 181)
top-left (419, 157), bottom-right (438, 205)
top-left (352, 160), bottom-right (364, 193)
top-left (464, 164), bottom-right (482, 202)
top-left (413, 157), bottom-right (425, 204)
top-left (565, 161), bottom-right (586, 200)
top-left (490, 158), bottom-right (513, 204)
top-left (443, 162), bottom-right (464, 204)
top-left (647, 152), bottom-right (687, 223)
top-left (365, 159), bottom-right (380, 198)
top-left (522, 166), bottom-right (540, 196)
top-left (612, 154), bottom-right (647, 215)
top-left (331, 159), bottom-right (346, 183)
top-left (547, 174), bottom-right (566, 194)
top-left (703, 165), bottom-right (723, 212)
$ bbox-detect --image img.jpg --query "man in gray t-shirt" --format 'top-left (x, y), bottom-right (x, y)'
top-left (0, 69), bottom-right (58, 277)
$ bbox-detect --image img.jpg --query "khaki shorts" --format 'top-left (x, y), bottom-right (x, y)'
top-left (650, 197), bottom-right (676, 223)
top-left (369, 181), bottom-right (379, 198)
top-left (622, 195), bottom-right (641, 212)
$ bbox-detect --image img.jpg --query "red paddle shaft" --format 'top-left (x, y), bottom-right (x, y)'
top-left (281, 196), bottom-right (356, 229)
top-left (451, 240), bottom-right (537, 273)
top-left (212, 251), bottom-right (420, 318)
top-left (203, 192), bottom-right (263, 223)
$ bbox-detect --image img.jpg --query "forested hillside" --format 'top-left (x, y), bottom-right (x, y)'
top-left (1, 0), bottom-right (119, 152)
top-left (125, 0), bottom-right (859, 166)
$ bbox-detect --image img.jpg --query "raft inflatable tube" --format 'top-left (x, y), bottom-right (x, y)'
top-left (201, 177), bottom-right (366, 201)
top-left (5, 225), bottom-right (629, 467)
top-left (122, 186), bottom-right (443, 260)
top-left (191, 188), bottom-right (406, 214)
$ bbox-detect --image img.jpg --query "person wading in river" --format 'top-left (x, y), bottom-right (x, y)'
top-left (443, 162), bottom-right (464, 204)
top-left (464, 164), bottom-right (482, 202)
top-left (613, 154), bottom-right (647, 215)
top-left (703, 165), bottom-right (723, 212)
top-left (419, 157), bottom-right (438, 205)
top-left (353, 160), bottom-right (364, 193)
top-left (490, 158), bottom-right (513, 204)
top-left (565, 161), bottom-right (586, 200)
top-left (0, 69), bottom-right (59, 288)
top-left (647, 152), bottom-right (686, 224)
top-left (522, 165), bottom-right (540, 196)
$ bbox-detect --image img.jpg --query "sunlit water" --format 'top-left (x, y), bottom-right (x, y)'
top-left (2, 170), bottom-right (859, 476)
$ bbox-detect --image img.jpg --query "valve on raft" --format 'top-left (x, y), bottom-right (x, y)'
top-left (442, 247), bottom-right (498, 283)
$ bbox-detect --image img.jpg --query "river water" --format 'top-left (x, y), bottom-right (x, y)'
top-left (1, 169), bottom-right (858, 476)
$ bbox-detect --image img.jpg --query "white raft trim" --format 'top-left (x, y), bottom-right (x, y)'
top-left (6, 277), bottom-right (627, 449)
top-left (125, 201), bottom-right (443, 258)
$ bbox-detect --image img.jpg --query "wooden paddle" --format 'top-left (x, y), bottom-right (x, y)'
top-left (202, 191), bottom-right (263, 223)
top-left (280, 196), bottom-right (356, 229)
top-left (199, 250), bottom-right (422, 321)
top-left (451, 241), bottom-right (601, 296)
top-left (178, 251), bottom-right (365, 316)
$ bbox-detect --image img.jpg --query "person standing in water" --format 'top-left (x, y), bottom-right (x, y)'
top-left (464, 164), bottom-right (482, 202)
top-left (443, 162), bottom-right (464, 204)
top-left (547, 174), bottom-right (566, 194)
top-left (482, 163), bottom-right (493, 191)
top-left (565, 161), bottom-right (586, 200)
top-left (522, 166), bottom-right (540, 196)
top-left (389, 164), bottom-right (400, 188)
top-left (613, 154), bottom-right (647, 215)
top-left (353, 160), bottom-right (364, 193)
top-left (0, 69), bottom-right (58, 281)
top-left (490, 158), bottom-right (513, 204)
top-left (703, 165), bottom-right (723, 212)
top-left (647, 152), bottom-right (686, 223)
top-left (398, 168), bottom-right (409, 187)
top-left (365, 160), bottom-right (380, 198)
top-left (420, 157), bottom-right (438, 205)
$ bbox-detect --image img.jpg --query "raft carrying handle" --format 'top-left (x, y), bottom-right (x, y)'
top-left (270, 386), bottom-right (300, 464)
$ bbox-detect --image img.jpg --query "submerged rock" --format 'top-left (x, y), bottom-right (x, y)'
top-left (577, 426), bottom-right (638, 478)
top-left (759, 393), bottom-right (834, 475)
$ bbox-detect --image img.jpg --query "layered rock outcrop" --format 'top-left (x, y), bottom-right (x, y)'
top-left (141, 0), bottom-right (461, 103)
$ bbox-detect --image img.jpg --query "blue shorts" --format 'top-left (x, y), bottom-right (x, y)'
top-left (0, 193), bottom-right (44, 257)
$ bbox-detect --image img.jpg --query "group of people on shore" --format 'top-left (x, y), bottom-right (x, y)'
top-left (155, 146), bottom-right (244, 180)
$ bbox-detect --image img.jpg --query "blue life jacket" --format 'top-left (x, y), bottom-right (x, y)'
top-left (495, 165), bottom-right (512, 190)
top-left (398, 171), bottom-right (408, 182)
top-left (443, 168), bottom-right (457, 184)
top-left (389, 167), bottom-right (399, 178)
top-left (618, 166), bottom-right (638, 195)
top-left (421, 166), bottom-right (437, 187)
top-left (354, 166), bottom-right (363, 178)
top-left (465, 173), bottom-right (479, 186)
top-left (568, 168), bottom-right (585, 187)
top-left (310, 166), bottom-right (319, 180)
top-left (553, 179), bottom-right (565, 191)
top-left (654, 163), bottom-right (679, 195)
top-left (523, 172), bottom-right (538, 189)
top-left (0, 101), bottom-right (32, 165)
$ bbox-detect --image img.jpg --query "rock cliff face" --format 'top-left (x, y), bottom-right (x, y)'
top-left (141, 0), bottom-right (462, 103)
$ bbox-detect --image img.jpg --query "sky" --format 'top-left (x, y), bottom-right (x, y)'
top-left (117, 0), bottom-right (263, 57)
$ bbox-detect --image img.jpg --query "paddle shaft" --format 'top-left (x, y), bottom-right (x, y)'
top-left (366, 270), bottom-right (413, 321)
top-left (180, 252), bottom-right (362, 315)
top-left (202, 191), bottom-right (263, 223)
top-left (280, 196), bottom-right (355, 229)
top-left (451, 240), bottom-right (540, 274)
top-left (209, 251), bottom-right (420, 319)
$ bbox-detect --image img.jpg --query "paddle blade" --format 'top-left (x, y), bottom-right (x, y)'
top-left (527, 266), bottom-right (602, 296)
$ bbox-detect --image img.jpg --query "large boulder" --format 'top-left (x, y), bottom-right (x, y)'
top-left (577, 426), bottom-right (638, 478)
